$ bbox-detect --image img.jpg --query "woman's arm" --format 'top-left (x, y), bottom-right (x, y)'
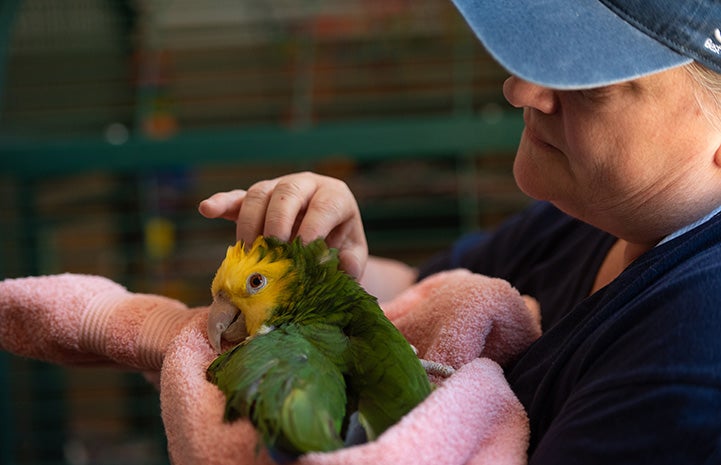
top-left (360, 256), bottom-right (418, 303)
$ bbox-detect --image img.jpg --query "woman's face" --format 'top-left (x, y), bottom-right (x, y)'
top-left (503, 66), bottom-right (721, 244)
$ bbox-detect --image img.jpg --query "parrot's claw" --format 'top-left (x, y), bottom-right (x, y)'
top-left (411, 345), bottom-right (455, 378)
top-left (420, 359), bottom-right (455, 378)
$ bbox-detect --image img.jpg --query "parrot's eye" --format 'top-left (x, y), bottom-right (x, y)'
top-left (246, 273), bottom-right (267, 294)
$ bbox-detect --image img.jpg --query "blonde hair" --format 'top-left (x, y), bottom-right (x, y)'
top-left (686, 61), bottom-right (721, 129)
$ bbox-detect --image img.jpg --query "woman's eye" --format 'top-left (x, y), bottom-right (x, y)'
top-left (578, 87), bottom-right (610, 102)
top-left (246, 273), bottom-right (267, 294)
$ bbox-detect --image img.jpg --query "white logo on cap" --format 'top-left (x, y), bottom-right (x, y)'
top-left (704, 28), bottom-right (721, 55)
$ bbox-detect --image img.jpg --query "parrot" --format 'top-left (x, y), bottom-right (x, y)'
top-left (205, 236), bottom-right (432, 460)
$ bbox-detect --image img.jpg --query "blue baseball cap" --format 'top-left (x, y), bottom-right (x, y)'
top-left (452, 0), bottom-right (721, 89)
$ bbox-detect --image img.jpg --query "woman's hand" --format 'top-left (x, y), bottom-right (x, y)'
top-left (198, 172), bottom-right (368, 279)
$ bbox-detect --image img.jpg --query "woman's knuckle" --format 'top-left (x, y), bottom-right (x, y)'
top-left (244, 183), bottom-right (271, 203)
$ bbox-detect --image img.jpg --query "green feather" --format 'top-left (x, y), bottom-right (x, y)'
top-left (207, 323), bottom-right (349, 455)
top-left (346, 305), bottom-right (431, 440)
top-left (206, 237), bottom-right (432, 457)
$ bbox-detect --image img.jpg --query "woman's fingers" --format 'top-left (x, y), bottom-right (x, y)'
top-left (197, 190), bottom-right (247, 221)
top-left (235, 179), bottom-right (277, 245)
top-left (294, 177), bottom-right (355, 240)
top-left (300, 181), bottom-right (367, 278)
top-left (261, 175), bottom-right (318, 242)
top-left (198, 172), bottom-right (368, 278)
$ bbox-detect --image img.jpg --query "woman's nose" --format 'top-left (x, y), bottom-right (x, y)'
top-left (503, 75), bottom-right (558, 114)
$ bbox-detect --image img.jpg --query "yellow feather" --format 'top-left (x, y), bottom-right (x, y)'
top-left (211, 237), bottom-right (296, 336)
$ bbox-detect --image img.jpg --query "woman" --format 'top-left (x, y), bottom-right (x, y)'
top-left (200, 1), bottom-right (721, 463)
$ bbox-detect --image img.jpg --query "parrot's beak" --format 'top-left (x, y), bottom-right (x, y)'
top-left (207, 292), bottom-right (248, 353)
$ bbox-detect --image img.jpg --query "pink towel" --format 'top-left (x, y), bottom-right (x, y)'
top-left (0, 273), bottom-right (196, 370)
top-left (0, 269), bottom-right (541, 465)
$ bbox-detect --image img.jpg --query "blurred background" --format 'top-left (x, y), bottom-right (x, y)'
top-left (0, 0), bottom-right (529, 464)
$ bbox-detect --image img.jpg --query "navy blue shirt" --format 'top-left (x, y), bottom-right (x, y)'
top-left (418, 201), bottom-right (721, 464)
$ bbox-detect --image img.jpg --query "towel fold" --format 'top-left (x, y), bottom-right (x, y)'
top-left (383, 269), bottom-right (541, 373)
top-left (159, 269), bottom-right (540, 465)
top-left (0, 269), bottom-right (541, 465)
top-left (0, 273), bottom-right (196, 370)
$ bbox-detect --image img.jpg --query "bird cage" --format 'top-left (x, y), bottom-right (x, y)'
top-left (0, 1), bottom-right (527, 464)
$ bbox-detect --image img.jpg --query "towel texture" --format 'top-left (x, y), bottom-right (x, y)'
top-left (0, 269), bottom-right (541, 465)
top-left (0, 273), bottom-right (195, 370)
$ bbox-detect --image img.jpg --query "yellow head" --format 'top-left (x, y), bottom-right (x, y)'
top-left (211, 237), bottom-right (296, 338)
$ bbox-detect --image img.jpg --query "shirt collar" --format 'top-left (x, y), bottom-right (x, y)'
top-left (656, 204), bottom-right (721, 247)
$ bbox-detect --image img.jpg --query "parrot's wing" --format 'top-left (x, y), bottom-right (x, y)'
top-left (206, 324), bottom-right (349, 456)
top-left (347, 301), bottom-right (432, 440)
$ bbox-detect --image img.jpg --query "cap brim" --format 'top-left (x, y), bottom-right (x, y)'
top-left (452, 0), bottom-right (692, 89)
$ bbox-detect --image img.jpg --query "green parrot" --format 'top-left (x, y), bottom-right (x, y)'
top-left (205, 236), bottom-right (432, 460)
